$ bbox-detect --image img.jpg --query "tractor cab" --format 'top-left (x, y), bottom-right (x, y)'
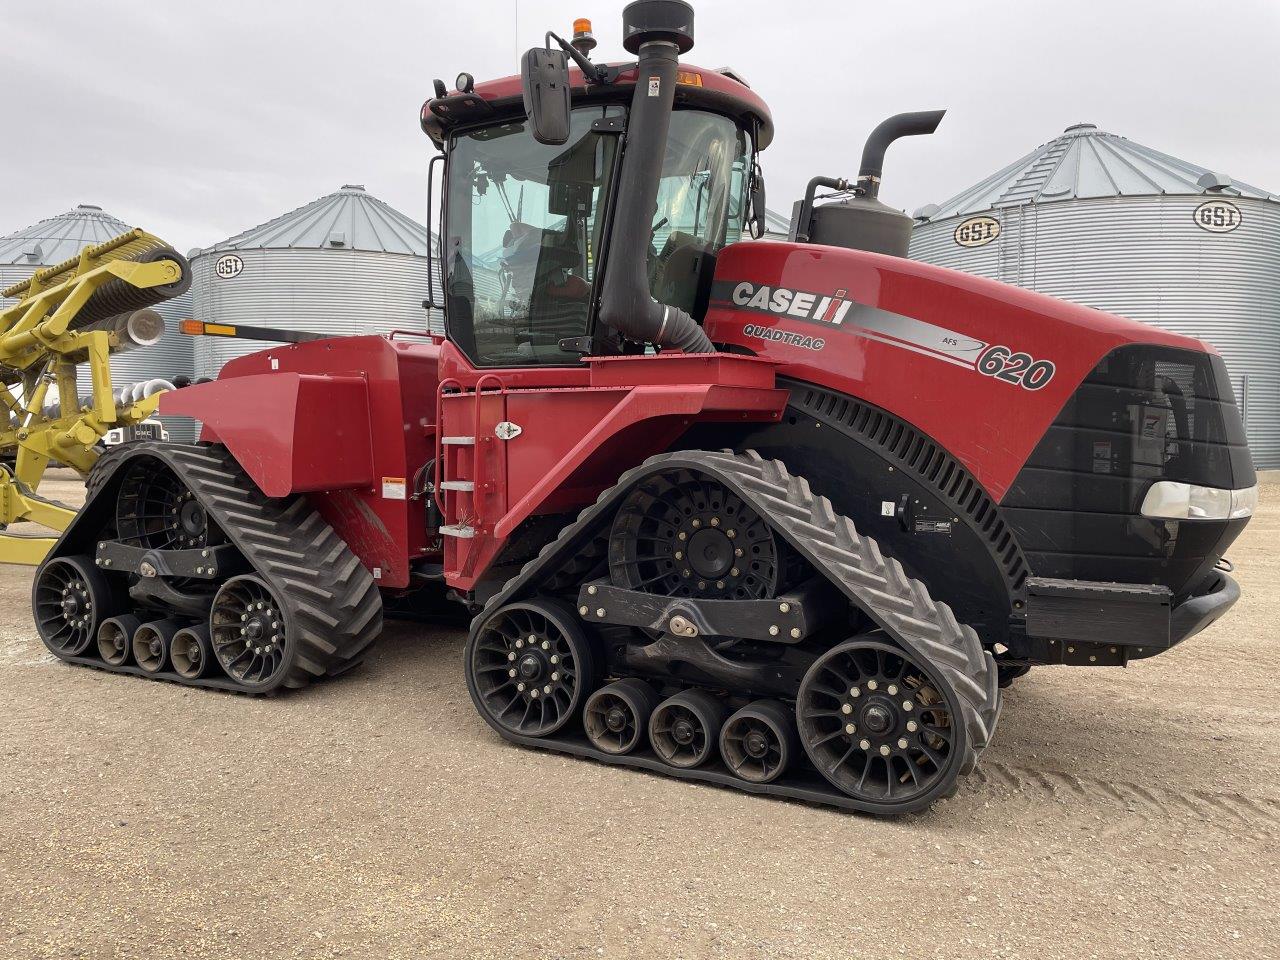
top-left (421, 4), bottom-right (773, 369)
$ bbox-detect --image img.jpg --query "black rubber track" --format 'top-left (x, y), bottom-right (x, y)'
top-left (470, 449), bottom-right (1002, 812)
top-left (39, 442), bottom-right (383, 692)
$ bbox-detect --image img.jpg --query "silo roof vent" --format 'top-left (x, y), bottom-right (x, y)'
top-left (912, 203), bottom-right (941, 222)
top-left (1197, 170), bottom-right (1234, 193)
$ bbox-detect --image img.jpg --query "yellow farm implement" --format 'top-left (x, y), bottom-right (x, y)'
top-left (0, 228), bottom-right (190, 564)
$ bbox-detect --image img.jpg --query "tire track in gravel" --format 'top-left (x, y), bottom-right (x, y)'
top-left (972, 760), bottom-right (1280, 835)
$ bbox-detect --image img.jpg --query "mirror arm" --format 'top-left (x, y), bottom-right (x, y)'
top-left (546, 31), bottom-right (613, 85)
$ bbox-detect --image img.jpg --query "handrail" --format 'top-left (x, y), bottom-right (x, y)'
top-left (434, 376), bottom-right (463, 519)
top-left (387, 329), bottom-right (442, 342)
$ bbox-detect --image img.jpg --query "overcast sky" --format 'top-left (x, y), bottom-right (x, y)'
top-left (3, 0), bottom-right (1278, 252)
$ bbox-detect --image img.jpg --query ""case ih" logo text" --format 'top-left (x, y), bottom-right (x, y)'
top-left (730, 282), bottom-right (854, 325)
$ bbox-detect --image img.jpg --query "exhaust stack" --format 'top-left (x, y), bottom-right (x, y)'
top-left (793, 110), bottom-right (946, 258)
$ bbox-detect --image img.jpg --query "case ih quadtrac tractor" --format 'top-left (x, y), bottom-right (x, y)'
top-left (34, 2), bottom-right (1255, 814)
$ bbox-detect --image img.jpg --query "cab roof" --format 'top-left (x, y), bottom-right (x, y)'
top-left (421, 62), bottom-right (774, 151)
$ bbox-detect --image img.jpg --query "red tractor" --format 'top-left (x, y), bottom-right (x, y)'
top-left (34, 2), bottom-right (1255, 814)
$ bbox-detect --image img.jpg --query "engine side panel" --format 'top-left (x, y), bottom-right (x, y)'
top-left (704, 241), bottom-right (1213, 502)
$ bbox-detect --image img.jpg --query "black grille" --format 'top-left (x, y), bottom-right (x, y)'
top-left (1004, 345), bottom-right (1253, 596)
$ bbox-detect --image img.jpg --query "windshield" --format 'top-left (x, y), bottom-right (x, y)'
top-left (445, 105), bottom-right (623, 366)
top-left (648, 111), bottom-right (751, 317)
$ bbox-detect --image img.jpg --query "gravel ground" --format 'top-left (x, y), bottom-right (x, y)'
top-left (1, 471), bottom-right (1277, 959)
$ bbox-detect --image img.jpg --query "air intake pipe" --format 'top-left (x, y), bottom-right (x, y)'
top-left (597, 0), bottom-right (714, 354)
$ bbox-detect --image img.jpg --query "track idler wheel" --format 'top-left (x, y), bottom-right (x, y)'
top-left (797, 638), bottom-right (965, 813)
top-left (133, 618), bottom-right (180, 674)
top-left (467, 599), bottom-right (598, 738)
top-left (648, 689), bottom-right (726, 769)
top-left (210, 575), bottom-right (291, 692)
top-left (583, 679), bottom-right (660, 755)
top-left (719, 700), bottom-right (798, 784)
top-left (33, 555), bottom-right (119, 658)
top-left (171, 624), bottom-right (214, 680)
top-left (97, 615), bottom-right (140, 666)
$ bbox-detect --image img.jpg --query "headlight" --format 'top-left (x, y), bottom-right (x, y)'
top-left (1140, 481), bottom-right (1258, 521)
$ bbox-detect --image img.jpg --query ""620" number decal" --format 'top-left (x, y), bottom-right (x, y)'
top-left (976, 345), bottom-right (1055, 390)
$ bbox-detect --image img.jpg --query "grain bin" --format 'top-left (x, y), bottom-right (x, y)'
top-left (910, 123), bottom-right (1280, 467)
top-left (0, 205), bottom-right (196, 441)
top-left (190, 184), bottom-right (437, 379)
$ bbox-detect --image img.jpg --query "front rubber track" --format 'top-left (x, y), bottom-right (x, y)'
top-left (474, 449), bottom-right (1002, 809)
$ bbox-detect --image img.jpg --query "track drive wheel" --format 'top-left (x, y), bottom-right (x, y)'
top-left (719, 700), bottom-right (798, 784)
top-left (797, 638), bottom-right (966, 813)
top-left (210, 575), bottom-right (292, 692)
top-left (648, 689), bottom-right (726, 769)
top-left (33, 555), bottom-right (119, 658)
top-left (467, 599), bottom-right (598, 738)
top-left (609, 470), bottom-right (782, 601)
top-left (584, 679), bottom-right (660, 755)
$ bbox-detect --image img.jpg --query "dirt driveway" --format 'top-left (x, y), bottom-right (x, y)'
top-left (1, 473), bottom-right (1276, 959)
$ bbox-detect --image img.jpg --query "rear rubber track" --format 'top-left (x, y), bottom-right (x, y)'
top-left (472, 448), bottom-right (1001, 812)
top-left (46, 442), bottom-right (383, 692)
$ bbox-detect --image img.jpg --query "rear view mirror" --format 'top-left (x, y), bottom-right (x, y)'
top-left (521, 47), bottom-right (571, 145)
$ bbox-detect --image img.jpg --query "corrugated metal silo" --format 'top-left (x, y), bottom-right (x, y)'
top-left (190, 184), bottom-right (438, 379)
top-left (0, 205), bottom-right (197, 441)
top-left (910, 123), bottom-right (1280, 467)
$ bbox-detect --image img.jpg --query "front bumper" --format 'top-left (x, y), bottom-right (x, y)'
top-left (1020, 570), bottom-right (1240, 666)
top-left (1170, 570), bottom-right (1239, 647)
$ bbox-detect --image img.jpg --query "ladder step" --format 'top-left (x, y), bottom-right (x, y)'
top-left (439, 480), bottom-right (474, 492)
top-left (439, 524), bottom-right (477, 539)
top-left (442, 436), bottom-right (475, 445)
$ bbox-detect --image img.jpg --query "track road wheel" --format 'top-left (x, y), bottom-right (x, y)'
top-left (133, 618), bottom-right (181, 674)
top-left (33, 556), bottom-right (118, 658)
top-left (649, 689), bottom-right (726, 769)
top-left (797, 638), bottom-right (966, 813)
top-left (719, 700), bottom-right (798, 784)
top-left (584, 679), bottom-right (660, 755)
top-left (211, 575), bottom-right (292, 692)
top-left (97, 615), bottom-right (140, 666)
top-left (171, 624), bottom-right (214, 680)
top-left (467, 599), bottom-right (597, 739)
